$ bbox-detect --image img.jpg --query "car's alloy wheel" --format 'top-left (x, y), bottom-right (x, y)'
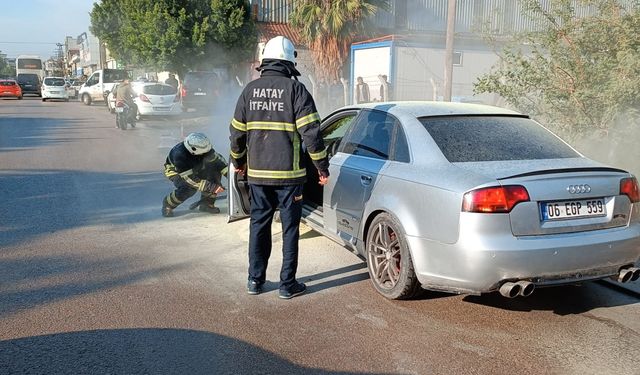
top-left (366, 213), bottom-right (421, 299)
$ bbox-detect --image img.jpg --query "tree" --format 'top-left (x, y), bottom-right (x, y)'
top-left (90, 0), bottom-right (256, 76)
top-left (474, 0), bottom-right (640, 140)
top-left (290, 0), bottom-right (388, 81)
top-left (0, 52), bottom-right (16, 78)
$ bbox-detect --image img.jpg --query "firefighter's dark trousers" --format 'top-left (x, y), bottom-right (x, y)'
top-left (163, 163), bottom-right (222, 209)
top-left (248, 184), bottom-right (303, 290)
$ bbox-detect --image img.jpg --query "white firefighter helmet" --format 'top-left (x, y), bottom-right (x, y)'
top-left (183, 132), bottom-right (212, 155)
top-left (261, 36), bottom-right (297, 64)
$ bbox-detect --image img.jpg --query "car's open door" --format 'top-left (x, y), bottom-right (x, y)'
top-left (227, 163), bottom-right (251, 223)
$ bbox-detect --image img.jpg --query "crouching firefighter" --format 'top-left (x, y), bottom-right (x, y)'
top-left (162, 132), bottom-right (227, 217)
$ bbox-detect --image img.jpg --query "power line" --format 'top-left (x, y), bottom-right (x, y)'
top-left (0, 41), bottom-right (58, 45)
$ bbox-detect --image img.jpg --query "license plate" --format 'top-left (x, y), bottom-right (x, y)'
top-left (115, 107), bottom-right (124, 113)
top-left (152, 107), bottom-right (170, 111)
top-left (541, 198), bottom-right (606, 221)
top-left (193, 92), bottom-right (206, 96)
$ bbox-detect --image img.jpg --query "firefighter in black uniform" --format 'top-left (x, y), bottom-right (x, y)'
top-left (162, 132), bottom-right (227, 217)
top-left (230, 36), bottom-right (330, 299)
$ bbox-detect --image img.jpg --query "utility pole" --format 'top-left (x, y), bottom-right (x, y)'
top-left (443, 0), bottom-right (456, 101)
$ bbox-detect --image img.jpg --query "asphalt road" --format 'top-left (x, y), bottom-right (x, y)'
top-left (0, 96), bottom-right (639, 375)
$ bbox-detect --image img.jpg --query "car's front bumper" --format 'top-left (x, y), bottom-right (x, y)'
top-left (409, 221), bottom-right (640, 294)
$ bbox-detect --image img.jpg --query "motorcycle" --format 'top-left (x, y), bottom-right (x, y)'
top-left (115, 100), bottom-right (136, 130)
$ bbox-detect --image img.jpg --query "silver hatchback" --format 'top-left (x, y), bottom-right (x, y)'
top-left (229, 102), bottom-right (640, 299)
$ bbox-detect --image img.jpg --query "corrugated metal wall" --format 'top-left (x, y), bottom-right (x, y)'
top-left (253, 0), bottom-right (291, 23)
top-left (251, 0), bottom-right (635, 33)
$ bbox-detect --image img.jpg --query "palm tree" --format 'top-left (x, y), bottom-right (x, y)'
top-left (290, 0), bottom-right (388, 81)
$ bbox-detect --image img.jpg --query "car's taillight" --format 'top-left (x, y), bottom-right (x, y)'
top-left (620, 177), bottom-right (640, 203)
top-left (181, 86), bottom-right (187, 97)
top-left (462, 185), bottom-right (530, 213)
top-left (139, 94), bottom-right (150, 102)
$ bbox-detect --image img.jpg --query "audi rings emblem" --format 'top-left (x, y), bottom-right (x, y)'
top-left (567, 184), bottom-right (591, 194)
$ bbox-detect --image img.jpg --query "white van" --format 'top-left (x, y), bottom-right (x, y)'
top-left (79, 69), bottom-right (129, 105)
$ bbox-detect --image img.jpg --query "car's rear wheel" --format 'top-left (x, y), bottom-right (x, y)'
top-left (82, 94), bottom-right (91, 105)
top-left (366, 213), bottom-right (421, 300)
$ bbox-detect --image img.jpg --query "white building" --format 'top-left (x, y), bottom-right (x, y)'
top-left (77, 32), bottom-right (102, 76)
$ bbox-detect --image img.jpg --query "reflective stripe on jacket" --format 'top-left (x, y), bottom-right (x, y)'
top-left (229, 68), bottom-right (329, 186)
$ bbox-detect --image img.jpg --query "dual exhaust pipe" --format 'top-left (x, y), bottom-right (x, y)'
top-left (499, 280), bottom-right (535, 298)
top-left (614, 267), bottom-right (640, 283)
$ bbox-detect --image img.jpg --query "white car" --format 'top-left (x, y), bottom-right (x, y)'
top-left (133, 82), bottom-right (181, 118)
top-left (41, 77), bottom-right (69, 102)
top-left (65, 79), bottom-right (79, 99)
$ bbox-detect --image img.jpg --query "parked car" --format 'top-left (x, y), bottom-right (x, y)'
top-left (229, 102), bottom-right (640, 300)
top-left (78, 69), bottom-right (129, 105)
top-left (65, 79), bottom-right (81, 99)
top-left (16, 73), bottom-right (41, 96)
top-left (41, 77), bottom-right (69, 101)
top-left (134, 82), bottom-right (181, 118)
top-left (0, 79), bottom-right (23, 99)
top-left (181, 71), bottom-right (219, 111)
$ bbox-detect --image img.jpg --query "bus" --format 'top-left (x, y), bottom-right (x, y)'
top-left (16, 55), bottom-right (44, 79)
top-left (16, 55), bottom-right (44, 96)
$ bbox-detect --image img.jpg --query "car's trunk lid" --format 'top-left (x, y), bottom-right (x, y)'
top-left (455, 158), bottom-right (632, 236)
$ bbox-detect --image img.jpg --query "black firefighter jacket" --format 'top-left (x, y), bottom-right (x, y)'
top-left (229, 65), bottom-right (329, 186)
top-left (164, 143), bottom-right (228, 190)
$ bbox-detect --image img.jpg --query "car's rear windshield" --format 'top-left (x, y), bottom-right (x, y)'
top-left (419, 115), bottom-right (580, 162)
top-left (184, 72), bottom-right (217, 85)
top-left (0, 81), bottom-right (16, 86)
top-left (44, 78), bottom-right (65, 86)
top-left (143, 84), bottom-right (177, 95)
top-left (17, 74), bottom-right (39, 84)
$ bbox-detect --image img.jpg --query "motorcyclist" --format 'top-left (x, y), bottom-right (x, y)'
top-left (115, 78), bottom-right (138, 122)
top-left (162, 132), bottom-right (227, 217)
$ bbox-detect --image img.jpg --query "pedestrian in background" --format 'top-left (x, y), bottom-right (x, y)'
top-left (355, 76), bottom-right (370, 104)
top-left (229, 36), bottom-right (330, 299)
top-left (165, 73), bottom-right (179, 89)
top-left (380, 74), bottom-right (392, 101)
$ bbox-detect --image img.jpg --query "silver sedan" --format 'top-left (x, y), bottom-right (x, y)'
top-left (229, 102), bottom-right (640, 299)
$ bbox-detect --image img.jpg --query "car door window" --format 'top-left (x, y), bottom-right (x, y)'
top-left (322, 113), bottom-right (357, 158)
top-left (86, 74), bottom-right (98, 86)
top-left (341, 110), bottom-right (394, 160)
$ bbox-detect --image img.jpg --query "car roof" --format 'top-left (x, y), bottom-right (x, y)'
top-left (341, 101), bottom-right (524, 118)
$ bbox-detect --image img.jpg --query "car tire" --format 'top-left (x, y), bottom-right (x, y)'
top-left (82, 94), bottom-right (92, 106)
top-left (365, 212), bottom-right (421, 300)
top-left (18, 96), bottom-right (23, 100)
top-left (42, 98), bottom-right (46, 102)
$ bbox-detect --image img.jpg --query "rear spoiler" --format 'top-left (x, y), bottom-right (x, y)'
top-left (499, 167), bottom-right (629, 180)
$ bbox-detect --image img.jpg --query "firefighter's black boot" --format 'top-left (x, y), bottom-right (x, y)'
top-left (198, 194), bottom-right (220, 214)
top-left (162, 197), bottom-right (175, 217)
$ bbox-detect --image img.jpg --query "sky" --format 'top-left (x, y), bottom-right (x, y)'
top-left (0, 0), bottom-right (96, 59)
